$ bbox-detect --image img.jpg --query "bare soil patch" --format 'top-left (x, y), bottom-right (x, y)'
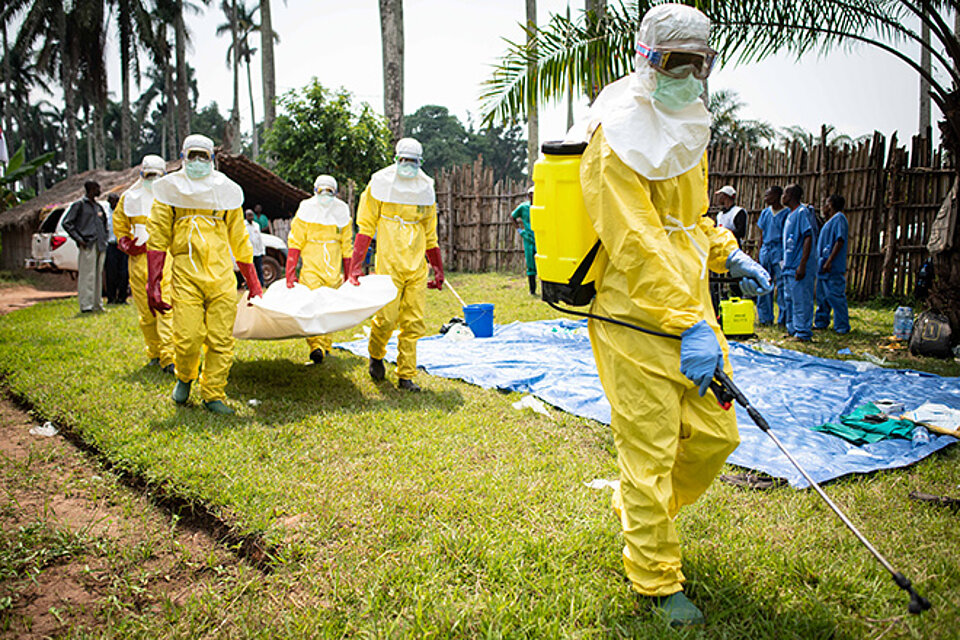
top-left (0, 286), bottom-right (75, 316)
top-left (0, 396), bottom-right (240, 638)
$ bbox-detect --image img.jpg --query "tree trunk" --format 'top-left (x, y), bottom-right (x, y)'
top-left (86, 108), bottom-right (94, 170)
top-left (93, 100), bottom-right (106, 169)
top-left (174, 3), bottom-right (190, 143)
top-left (526, 0), bottom-right (538, 177)
top-left (119, 18), bottom-right (132, 167)
top-left (585, 0), bottom-right (605, 101)
top-left (2, 23), bottom-right (11, 139)
top-left (58, 6), bottom-right (78, 176)
top-left (161, 111), bottom-right (167, 160)
top-left (920, 21), bottom-right (931, 134)
top-left (229, 0), bottom-right (242, 154)
top-left (164, 62), bottom-right (177, 160)
top-left (246, 57), bottom-right (258, 159)
top-left (260, 0), bottom-right (276, 132)
top-left (378, 0), bottom-right (404, 142)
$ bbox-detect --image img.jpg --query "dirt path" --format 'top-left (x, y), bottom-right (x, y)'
top-left (0, 396), bottom-right (247, 637)
top-left (0, 286), bottom-right (251, 637)
top-left (0, 287), bottom-right (75, 316)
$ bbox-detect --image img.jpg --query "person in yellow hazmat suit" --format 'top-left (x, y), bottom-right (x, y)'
top-left (569, 4), bottom-right (771, 627)
top-left (285, 174), bottom-right (354, 364)
top-left (146, 134), bottom-right (263, 414)
top-left (347, 138), bottom-right (443, 392)
top-left (113, 155), bottom-right (175, 373)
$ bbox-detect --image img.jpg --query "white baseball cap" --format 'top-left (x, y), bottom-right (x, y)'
top-left (715, 185), bottom-right (736, 198)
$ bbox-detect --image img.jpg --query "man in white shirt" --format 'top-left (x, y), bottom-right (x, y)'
top-left (245, 209), bottom-right (266, 286)
top-left (714, 185), bottom-right (747, 248)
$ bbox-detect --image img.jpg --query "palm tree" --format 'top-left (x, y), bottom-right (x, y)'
top-left (218, 0), bottom-right (242, 153)
top-left (0, 42), bottom-right (51, 151)
top-left (260, 0), bottom-right (276, 133)
top-left (142, 3), bottom-right (179, 159)
top-left (379, 0), bottom-right (404, 142)
top-left (169, 0), bottom-right (212, 144)
top-left (482, 2), bottom-right (958, 135)
top-left (73, 0), bottom-right (109, 169)
top-left (7, 0), bottom-right (82, 175)
top-left (217, 0), bottom-right (276, 159)
top-left (16, 99), bottom-right (61, 192)
top-left (525, 0), bottom-right (537, 177)
top-left (1, 18), bottom-right (12, 138)
top-left (708, 89), bottom-right (776, 148)
top-left (108, 0), bottom-right (153, 168)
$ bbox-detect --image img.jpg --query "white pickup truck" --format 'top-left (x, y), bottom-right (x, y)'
top-left (26, 204), bottom-right (288, 286)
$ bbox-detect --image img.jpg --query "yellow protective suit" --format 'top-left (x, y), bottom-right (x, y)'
top-left (356, 187), bottom-right (438, 380)
top-left (146, 203), bottom-right (252, 402)
top-left (287, 216), bottom-right (353, 355)
top-left (582, 127), bottom-right (740, 597)
top-left (113, 193), bottom-right (174, 367)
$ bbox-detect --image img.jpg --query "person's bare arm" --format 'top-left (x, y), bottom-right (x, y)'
top-left (796, 236), bottom-right (812, 280)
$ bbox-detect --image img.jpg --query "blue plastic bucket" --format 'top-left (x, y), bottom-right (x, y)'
top-left (463, 303), bottom-right (495, 338)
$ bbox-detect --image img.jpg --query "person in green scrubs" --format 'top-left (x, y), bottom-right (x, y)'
top-left (511, 187), bottom-right (537, 295)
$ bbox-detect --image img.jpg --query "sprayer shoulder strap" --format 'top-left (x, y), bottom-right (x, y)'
top-left (569, 239), bottom-right (601, 291)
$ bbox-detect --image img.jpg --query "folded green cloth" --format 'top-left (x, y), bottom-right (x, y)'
top-left (812, 402), bottom-right (916, 445)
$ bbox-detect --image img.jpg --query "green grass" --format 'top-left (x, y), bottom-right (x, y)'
top-left (754, 302), bottom-right (960, 378)
top-left (0, 272), bottom-right (958, 638)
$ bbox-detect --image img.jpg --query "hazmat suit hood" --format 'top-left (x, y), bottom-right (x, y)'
top-left (566, 3), bottom-right (712, 180)
top-left (152, 167), bottom-right (245, 211)
top-left (294, 194), bottom-right (352, 227)
top-left (368, 164), bottom-right (436, 206)
top-left (121, 177), bottom-right (155, 218)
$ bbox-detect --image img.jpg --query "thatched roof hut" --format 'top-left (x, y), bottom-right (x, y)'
top-left (0, 153), bottom-right (309, 271)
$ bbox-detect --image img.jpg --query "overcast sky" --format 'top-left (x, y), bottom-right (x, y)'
top-left (94, 0), bottom-right (930, 150)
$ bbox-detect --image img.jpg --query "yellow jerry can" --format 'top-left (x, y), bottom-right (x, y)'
top-left (719, 297), bottom-right (755, 337)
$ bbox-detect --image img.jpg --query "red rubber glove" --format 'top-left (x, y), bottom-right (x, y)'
top-left (237, 262), bottom-right (263, 300)
top-left (347, 234), bottom-right (373, 286)
top-left (342, 258), bottom-right (350, 283)
top-left (426, 247), bottom-right (444, 290)
top-left (118, 236), bottom-right (146, 256)
top-left (146, 250), bottom-right (171, 316)
top-left (286, 248), bottom-right (300, 288)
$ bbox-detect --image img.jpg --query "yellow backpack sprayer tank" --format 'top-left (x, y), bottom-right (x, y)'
top-left (530, 141), bottom-right (601, 306)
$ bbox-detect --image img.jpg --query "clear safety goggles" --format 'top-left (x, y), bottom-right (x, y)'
top-left (636, 42), bottom-right (716, 80)
top-left (185, 149), bottom-right (213, 162)
top-left (316, 187), bottom-right (335, 196)
top-left (396, 156), bottom-right (422, 167)
top-left (141, 171), bottom-right (162, 179)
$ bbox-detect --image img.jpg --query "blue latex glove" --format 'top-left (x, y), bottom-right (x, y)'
top-left (680, 320), bottom-right (723, 396)
top-left (727, 249), bottom-right (773, 297)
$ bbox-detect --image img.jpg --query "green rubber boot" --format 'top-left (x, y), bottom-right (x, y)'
top-left (172, 380), bottom-right (191, 404)
top-left (650, 592), bottom-right (705, 628)
top-left (203, 400), bottom-right (234, 415)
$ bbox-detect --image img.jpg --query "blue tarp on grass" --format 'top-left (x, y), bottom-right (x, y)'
top-left (336, 319), bottom-right (960, 488)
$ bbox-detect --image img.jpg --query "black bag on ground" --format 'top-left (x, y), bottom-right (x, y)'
top-left (909, 310), bottom-right (954, 358)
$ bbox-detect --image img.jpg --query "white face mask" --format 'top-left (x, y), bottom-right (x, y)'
top-left (185, 159), bottom-right (213, 179)
top-left (317, 192), bottom-right (335, 205)
top-left (397, 162), bottom-right (419, 179)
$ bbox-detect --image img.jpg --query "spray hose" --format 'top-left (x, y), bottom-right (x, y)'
top-left (545, 298), bottom-right (932, 615)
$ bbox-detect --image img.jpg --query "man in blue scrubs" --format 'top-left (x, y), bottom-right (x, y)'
top-left (755, 186), bottom-right (789, 326)
top-left (815, 194), bottom-right (850, 334)
top-left (781, 184), bottom-right (818, 341)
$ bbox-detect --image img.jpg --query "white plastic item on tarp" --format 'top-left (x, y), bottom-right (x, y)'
top-left (233, 275), bottom-right (398, 340)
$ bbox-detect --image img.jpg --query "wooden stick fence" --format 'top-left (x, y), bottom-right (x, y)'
top-left (434, 129), bottom-right (953, 301)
